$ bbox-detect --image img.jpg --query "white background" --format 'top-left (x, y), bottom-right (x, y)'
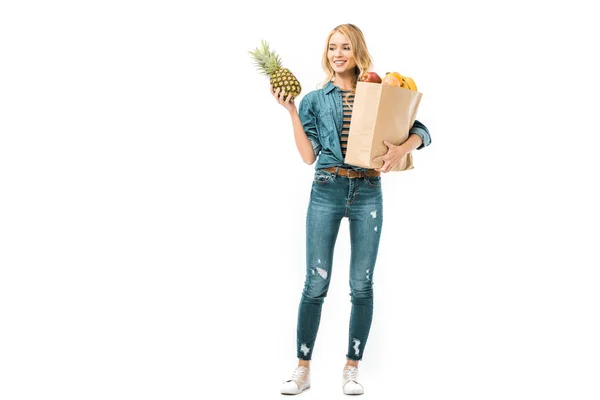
top-left (1, 0), bottom-right (599, 399)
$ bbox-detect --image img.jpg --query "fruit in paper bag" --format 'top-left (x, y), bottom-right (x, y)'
top-left (249, 40), bottom-right (302, 99)
top-left (402, 76), bottom-right (418, 91)
top-left (382, 73), bottom-right (402, 87)
top-left (387, 71), bottom-right (404, 83)
top-left (360, 71), bottom-right (382, 83)
top-left (385, 71), bottom-right (418, 91)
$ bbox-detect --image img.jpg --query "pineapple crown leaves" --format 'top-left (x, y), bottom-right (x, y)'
top-left (248, 39), bottom-right (283, 77)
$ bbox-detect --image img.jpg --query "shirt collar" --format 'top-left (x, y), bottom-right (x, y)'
top-left (324, 81), bottom-right (337, 94)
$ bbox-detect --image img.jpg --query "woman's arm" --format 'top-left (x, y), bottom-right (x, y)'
top-left (289, 111), bottom-right (317, 165)
top-left (409, 120), bottom-right (431, 150)
top-left (272, 86), bottom-right (320, 165)
top-left (400, 133), bottom-right (423, 153)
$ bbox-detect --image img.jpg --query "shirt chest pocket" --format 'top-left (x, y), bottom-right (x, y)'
top-left (317, 108), bottom-right (337, 144)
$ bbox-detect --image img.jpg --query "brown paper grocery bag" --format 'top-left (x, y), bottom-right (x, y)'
top-left (345, 82), bottom-right (422, 171)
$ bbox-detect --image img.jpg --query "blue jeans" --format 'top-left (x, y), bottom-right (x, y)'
top-left (296, 168), bottom-right (383, 361)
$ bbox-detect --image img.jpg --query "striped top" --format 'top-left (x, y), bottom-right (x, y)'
top-left (340, 90), bottom-right (355, 158)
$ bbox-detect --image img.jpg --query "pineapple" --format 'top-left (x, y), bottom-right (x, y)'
top-left (249, 40), bottom-right (302, 100)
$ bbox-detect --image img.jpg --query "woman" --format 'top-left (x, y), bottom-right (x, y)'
top-left (274, 24), bottom-right (431, 395)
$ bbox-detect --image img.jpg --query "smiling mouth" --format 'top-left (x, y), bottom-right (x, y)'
top-left (333, 60), bottom-right (346, 66)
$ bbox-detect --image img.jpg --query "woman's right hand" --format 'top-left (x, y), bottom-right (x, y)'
top-left (271, 85), bottom-right (296, 113)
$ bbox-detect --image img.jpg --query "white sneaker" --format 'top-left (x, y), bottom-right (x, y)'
top-left (343, 365), bottom-right (364, 395)
top-left (281, 366), bottom-right (310, 395)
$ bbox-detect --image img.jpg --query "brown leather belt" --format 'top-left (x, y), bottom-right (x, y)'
top-left (320, 166), bottom-right (381, 178)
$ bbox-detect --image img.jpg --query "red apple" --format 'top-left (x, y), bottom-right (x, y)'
top-left (360, 72), bottom-right (382, 83)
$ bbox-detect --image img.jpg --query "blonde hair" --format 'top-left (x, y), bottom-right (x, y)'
top-left (320, 24), bottom-right (374, 90)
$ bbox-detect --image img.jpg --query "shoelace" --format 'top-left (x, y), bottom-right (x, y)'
top-left (344, 366), bottom-right (358, 382)
top-left (291, 367), bottom-right (308, 381)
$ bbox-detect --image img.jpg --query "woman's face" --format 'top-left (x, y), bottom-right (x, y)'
top-left (328, 32), bottom-right (356, 75)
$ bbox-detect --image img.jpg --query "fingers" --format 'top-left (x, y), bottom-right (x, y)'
top-left (377, 162), bottom-right (389, 173)
top-left (272, 86), bottom-right (281, 99)
top-left (374, 157), bottom-right (392, 173)
top-left (271, 85), bottom-right (295, 105)
top-left (374, 141), bottom-right (399, 172)
top-left (277, 88), bottom-right (286, 104)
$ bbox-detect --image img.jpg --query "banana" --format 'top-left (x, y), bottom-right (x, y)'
top-left (404, 76), bottom-right (418, 91)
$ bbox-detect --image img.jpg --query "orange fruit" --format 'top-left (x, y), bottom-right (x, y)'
top-left (382, 74), bottom-right (402, 87)
top-left (386, 72), bottom-right (404, 83)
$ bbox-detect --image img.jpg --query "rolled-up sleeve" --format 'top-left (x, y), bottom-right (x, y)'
top-left (298, 95), bottom-right (321, 158)
top-left (409, 120), bottom-right (431, 150)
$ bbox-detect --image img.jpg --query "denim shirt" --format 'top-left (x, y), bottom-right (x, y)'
top-left (298, 81), bottom-right (432, 171)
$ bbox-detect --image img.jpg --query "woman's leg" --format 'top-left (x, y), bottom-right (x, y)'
top-left (345, 176), bottom-right (383, 362)
top-left (296, 172), bottom-right (346, 361)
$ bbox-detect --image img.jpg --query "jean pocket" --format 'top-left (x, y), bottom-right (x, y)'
top-left (365, 176), bottom-right (381, 187)
top-left (313, 170), bottom-right (334, 184)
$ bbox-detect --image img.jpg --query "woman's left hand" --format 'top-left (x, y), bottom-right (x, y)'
top-left (372, 140), bottom-right (409, 173)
